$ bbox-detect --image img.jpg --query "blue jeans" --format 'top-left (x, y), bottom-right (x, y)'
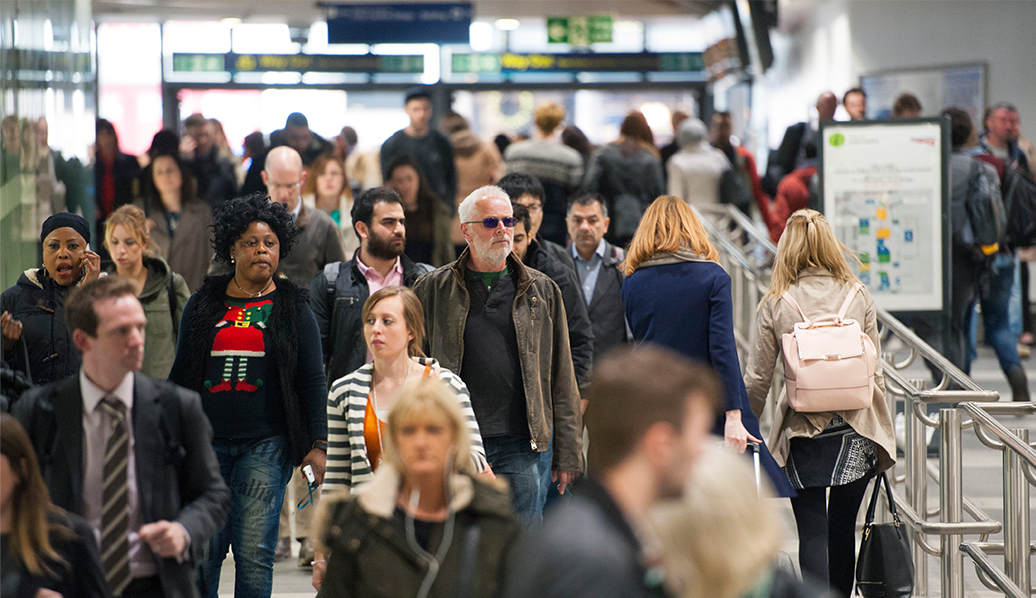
top-left (966, 255), bottom-right (1022, 375)
top-left (538, 437), bottom-right (570, 515)
top-left (484, 435), bottom-right (543, 528)
top-left (199, 436), bottom-right (293, 598)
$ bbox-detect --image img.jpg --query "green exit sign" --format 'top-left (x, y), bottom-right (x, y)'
top-left (547, 16), bottom-right (613, 45)
top-left (172, 54), bottom-right (224, 73)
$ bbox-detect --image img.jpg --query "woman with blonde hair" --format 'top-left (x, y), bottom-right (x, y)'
top-left (622, 195), bottom-right (794, 497)
top-left (584, 111), bottom-right (665, 246)
top-left (302, 153), bottom-right (359, 259)
top-left (103, 204), bottom-right (190, 378)
top-left (1, 413), bottom-right (108, 598)
top-left (744, 209), bottom-right (895, 597)
top-left (315, 377), bottom-right (519, 597)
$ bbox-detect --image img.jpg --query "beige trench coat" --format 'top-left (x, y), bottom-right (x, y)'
top-left (743, 268), bottom-right (896, 473)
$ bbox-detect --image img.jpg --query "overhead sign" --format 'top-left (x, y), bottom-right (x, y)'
top-left (547, 16), bottom-right (613, 45)
top-left (326, 3), bottom-right (472, 44)
top-left (451, 52), bottom-right (703, 74)
top-left (820, 119), bottom-right (950, 312)
top-left (171, 53), bottom-right (424, 74)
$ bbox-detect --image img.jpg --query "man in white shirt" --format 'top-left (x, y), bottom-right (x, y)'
top-left (15, 276), bottom-right (229, 598)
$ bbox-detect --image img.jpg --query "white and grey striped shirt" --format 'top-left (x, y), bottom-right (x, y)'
top-left (324, 356), bottom-right (489, 493)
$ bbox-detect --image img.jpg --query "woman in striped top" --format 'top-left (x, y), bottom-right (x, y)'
top-left (323, 286), bottom-right (489, 494)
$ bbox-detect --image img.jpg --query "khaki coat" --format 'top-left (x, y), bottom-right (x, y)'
top-left (743, 268), bottom-right (896, 473)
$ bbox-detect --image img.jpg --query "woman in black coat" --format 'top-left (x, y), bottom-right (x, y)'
top-left (1, 213), bottom-right (101, 386)
top-left (168, 193), bottom-right (328, 598)
top-left (1, 414), bottom-right (109, 598)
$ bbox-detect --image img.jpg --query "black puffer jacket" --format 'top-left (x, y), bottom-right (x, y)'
top-left (0, 269), bottom-right (80, 386)
top-left (169, 272), bottom-right (327, 466)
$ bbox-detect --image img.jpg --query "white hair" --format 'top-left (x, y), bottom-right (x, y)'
top-left (458, 185), bottom-right (510, 223)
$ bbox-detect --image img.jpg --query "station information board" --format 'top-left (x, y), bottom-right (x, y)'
top-left (819, 118), bottom-right (950, 312)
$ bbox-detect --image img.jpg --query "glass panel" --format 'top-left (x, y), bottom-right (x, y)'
top-left (1, 0), bottom-right (95, 289)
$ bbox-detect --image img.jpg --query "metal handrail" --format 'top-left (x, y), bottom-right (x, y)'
top-left (696, 204), bottom-right (1033, 598)
top-left (962, 403), bottom-right (1036, 469)
top-left (960, 543), bottom-right (1029, 598)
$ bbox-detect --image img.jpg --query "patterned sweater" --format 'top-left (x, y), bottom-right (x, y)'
top-left (324, 356), bottom-right (489, 492)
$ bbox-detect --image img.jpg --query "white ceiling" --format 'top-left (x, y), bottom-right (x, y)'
top-left (93, 0), bottom-right (723, 25)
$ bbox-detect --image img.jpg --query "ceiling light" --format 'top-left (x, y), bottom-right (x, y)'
top-left (221, 17), bottom-right (242, 27)
top-left (495, 18), bottom-right (520, 31)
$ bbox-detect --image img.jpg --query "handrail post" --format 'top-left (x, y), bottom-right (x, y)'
top-left (906, 388), bottom-right (930, 596)
top-left (1004, 427), bottom-right (1031, 594)
top-left (940, 408), bottom-right (964, 598)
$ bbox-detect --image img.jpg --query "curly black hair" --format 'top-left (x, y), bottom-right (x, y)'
top-left (210, 192), bottom-right (298, 263)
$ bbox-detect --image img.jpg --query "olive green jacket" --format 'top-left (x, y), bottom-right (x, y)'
top-left (107, 255), bottom-right (189, 379)
top-left (412, 248), bottom-right (583, 472)
top-left (318, 465), bottom-right (521, 598)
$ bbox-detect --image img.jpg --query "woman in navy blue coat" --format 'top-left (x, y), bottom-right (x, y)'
top-left (621, 195), bottom-right (794, 497)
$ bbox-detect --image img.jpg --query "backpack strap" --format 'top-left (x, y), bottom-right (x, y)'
top-left (836, 282), bottom-right (863, 320)
top-left (780, 291), bottom-right (810, 325)
top-left (168, 275), bottom-right (179, 337)
top-left (323, 261), bottom-right (341, 296)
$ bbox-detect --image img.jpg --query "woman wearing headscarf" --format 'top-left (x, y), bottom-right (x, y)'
top-left (1, 213), bottom-right (100, 385)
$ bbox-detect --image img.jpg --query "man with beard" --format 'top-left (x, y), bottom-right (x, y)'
top-left (502, 346), bottom-right (719, 598)
top-left (309, 187), bottom-right (432, 385)
top-left (413, 185), bottom-right (583, 527)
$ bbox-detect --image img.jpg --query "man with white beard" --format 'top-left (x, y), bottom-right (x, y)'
top-left (413, 185), bottom-right (583, 527)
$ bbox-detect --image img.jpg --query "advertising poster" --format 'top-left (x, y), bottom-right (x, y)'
top-left (820, 119), bottom-right (949, 312)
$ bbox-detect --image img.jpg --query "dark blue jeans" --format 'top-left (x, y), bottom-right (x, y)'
top-left (484, 435), bottom-right (544, 528)
top-left (199, 435), bottom-right (293, 598)
top-left (967, 255), bottom-right (1022, 375)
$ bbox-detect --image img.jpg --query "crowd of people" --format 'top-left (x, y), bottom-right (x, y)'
top-left (0, 82), bottom-right (1033, 598)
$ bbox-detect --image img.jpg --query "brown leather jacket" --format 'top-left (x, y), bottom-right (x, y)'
top-left (412, 248), bottom-right (583, 472)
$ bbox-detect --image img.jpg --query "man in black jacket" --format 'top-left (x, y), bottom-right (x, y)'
top-left (511, 203), bottom-right (594, 394)
top-left (503, 346), bottom-right (719, 598)
top-left (14, 276), bottom-right (229, 598)
top-left (309, 187), bottom-right (432, 386)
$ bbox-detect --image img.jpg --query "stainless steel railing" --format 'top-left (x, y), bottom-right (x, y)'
top-left (695, 203), bottom-right (1035, 598)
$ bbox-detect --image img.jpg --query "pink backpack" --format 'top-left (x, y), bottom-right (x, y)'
top-left (780, 282), bottom-right (876, 413)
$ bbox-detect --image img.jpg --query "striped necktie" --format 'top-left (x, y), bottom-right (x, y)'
top-left (99, 396), bottom-right (132, 597)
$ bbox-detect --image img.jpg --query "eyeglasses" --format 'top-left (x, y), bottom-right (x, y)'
top-left (464, 217), bottom-right (517, 229)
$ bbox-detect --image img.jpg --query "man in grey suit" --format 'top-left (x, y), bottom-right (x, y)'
top-left (15, 276), bottom-right (230, 598)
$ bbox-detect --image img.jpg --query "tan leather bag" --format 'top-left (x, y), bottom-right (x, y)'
top-left (780, 282), bottom-right (876, 413)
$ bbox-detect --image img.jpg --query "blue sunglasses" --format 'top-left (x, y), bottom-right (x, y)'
top-left (464, 217), bottom-right (518, 229)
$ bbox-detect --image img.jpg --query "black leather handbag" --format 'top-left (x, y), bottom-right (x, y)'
top-left (855, 472), bottom-right (914, 597)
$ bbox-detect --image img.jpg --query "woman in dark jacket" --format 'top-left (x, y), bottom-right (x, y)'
top-left (1, 213), bottom-right (101, 386)
top-left (583, 111), bottom-right (665, 247)
top-left (315, 377), bottom-right (520, 598)
top-left (138, 146), bottom-right (214, 292)
top-left (621, 195), bottom-right (795, 498)
top-left (168, 193), bottom-right (328, 598)
top-left (1, 413), bottom-right (109, 598)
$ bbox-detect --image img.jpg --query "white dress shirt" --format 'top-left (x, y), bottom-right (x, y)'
top-left (81, 370), bottom-right (159, 579)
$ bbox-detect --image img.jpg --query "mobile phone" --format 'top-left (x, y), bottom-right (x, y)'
top-left (302, 464), bottom-right (315, 484)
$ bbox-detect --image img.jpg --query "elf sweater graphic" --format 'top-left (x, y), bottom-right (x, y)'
top-left (207, 298), bottom-right (273, 393)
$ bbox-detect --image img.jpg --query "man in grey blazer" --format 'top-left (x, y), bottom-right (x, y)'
top-left (15, 276), bottom-right (230, 598)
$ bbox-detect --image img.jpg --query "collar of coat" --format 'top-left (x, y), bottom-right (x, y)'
top-left (352, 462), bottom-right (475, 519)
top-left (638, 246), bottom-right (713, 268)
top-left (448, 246), bottom-right (534, 292)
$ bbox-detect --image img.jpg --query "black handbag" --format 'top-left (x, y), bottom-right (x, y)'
top-left (855, 472), bottom-right (914, 597)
